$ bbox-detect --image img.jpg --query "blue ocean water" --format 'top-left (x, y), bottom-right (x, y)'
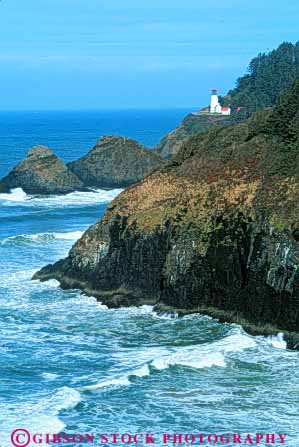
top-left (0, 109), bottom-right (190, 177)
top-left (0, 110), bottom-right (298, 447)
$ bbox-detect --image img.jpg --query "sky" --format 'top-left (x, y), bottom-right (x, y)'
top-left (0, 0), bottom-right (298, 110)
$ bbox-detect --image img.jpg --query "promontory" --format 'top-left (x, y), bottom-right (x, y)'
top-left (34, 82), bottom-right (299, 348)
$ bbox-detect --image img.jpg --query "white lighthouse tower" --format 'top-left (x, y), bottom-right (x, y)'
top-left (210, 88), bottom-right (222, 114)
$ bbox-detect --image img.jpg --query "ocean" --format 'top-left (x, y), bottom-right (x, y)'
top-left (0, 110), bottom-right (298, 447)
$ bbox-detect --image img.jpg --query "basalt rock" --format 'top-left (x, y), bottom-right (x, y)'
top-left (34, 86), bottom-right (299, 348)
top-left (0, 145), bottom-right (84, 195)
top-left (68, 135), bottom-right (165, 189)
top-left (155, 113), bottom-right (232, 159)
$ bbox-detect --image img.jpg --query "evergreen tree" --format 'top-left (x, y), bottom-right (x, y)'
top-left (228, 42), bottom-right (299, 119)
top-left (266, 80), bottom-right (299, 141)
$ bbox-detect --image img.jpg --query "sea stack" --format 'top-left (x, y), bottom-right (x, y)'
top-left (68, 135), bottom-right (165, 189)
top-left (0, 145), bottom-right (84, 195)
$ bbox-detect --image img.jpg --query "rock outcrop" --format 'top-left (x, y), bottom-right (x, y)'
top-left (68, 135), bottom-right (165, 189)
top-left (0, 145), bottom-right (84, 195)
top-left (34, 83), bottom-right (299, 348)
top-left (156, 113), bottom-right (232, 158)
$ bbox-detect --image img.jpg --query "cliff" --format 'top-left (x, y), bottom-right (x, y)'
top-left (156, 42), bottom-right (299, 160)
top-left (156, 113), bottom-right (232, 159)
top-left (68, 135), bottom-right (165, 189)
top-left (0, 145), bottom-right (84, 195)
top-left (34, 83), bottom-right (299, 348)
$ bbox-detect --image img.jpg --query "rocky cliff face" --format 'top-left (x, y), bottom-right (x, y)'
top-left (34, 89), bottom-right (299, 348)
top-left (156, 113), bottom-right (232, 159)
top-left (0, 146), bottom-right (84, 195)
top-left (68, 135), bottom-right (165, 189)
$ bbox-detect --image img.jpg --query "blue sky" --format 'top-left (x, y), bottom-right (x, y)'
top-left (0, 0), bottom-right (298, 110)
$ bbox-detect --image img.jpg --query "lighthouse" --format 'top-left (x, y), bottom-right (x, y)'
top-left (210, 88), bottom-right (222, 114)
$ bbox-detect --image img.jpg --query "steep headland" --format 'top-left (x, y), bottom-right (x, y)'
top-left (156, 113), bottom-right (232, 159)
top-left (35, 82), bottom-right (299, 348)
top-left (0, 145), bottom-right (84, 195)
top-left (68, 135), bottom-right (165, 189)
top-left (156, 41), bottom-right (299, 159)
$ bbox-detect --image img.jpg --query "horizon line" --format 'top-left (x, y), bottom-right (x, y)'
top-left (0, 106), bottom-right (200, 113)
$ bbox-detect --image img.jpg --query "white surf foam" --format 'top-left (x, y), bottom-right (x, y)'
top-left (146, 329), bottom-right (256, 371)
top-left (130, 364), bottom-right (151, 377)
top-left (82, 364), bottom-right (150, 391)
top-left (1, 230), bottom-right (84, 245)
top-left (84, 329), bottom-right (256, 393)
top-left (66, 294), bottom-right (108, 309)
top-left (0, 187), bottom-right (28, 202)
top-left (151, 351), bottom-right (226, 370)
top-left (0, 187), bottom-right (122, 207)
top-left (40, 386), bottom-right (81, 414)
top-left (152, 310), bottom-right (179, 320)
top-left (1, 387), bottom-right (81, 447)
top-left (40, 279), bottom-right (61, 288)
top-left (40, 372), bottom-right (59, 380)
top-left (54, 230), bottom-right (84, 240)
top-left (267, 332), bottom-right (287, 350)
top-left (83, 376), bottom-right (131, 391)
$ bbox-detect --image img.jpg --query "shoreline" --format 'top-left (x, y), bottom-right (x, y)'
top-left (154, 303), bottom-right (299, 350)
top-left (34, 269), bottom-right (299, 350)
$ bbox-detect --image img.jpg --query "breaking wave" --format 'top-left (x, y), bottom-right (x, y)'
top-left (82, 364), bottom-right (151, 391)
top-left (2, 387), bottom-right (81, 446)
top-left (0, 187), bottom-right (123, 208)
top-left (266, 332), bottom-right (287, 350)
top-left (82, 329), bottom-right (257, 392)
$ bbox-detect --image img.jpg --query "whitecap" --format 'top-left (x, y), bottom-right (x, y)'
top-left (40, 372), bottom-right (59, 380)
top-left (151, 352), bottom-right (226, 370)
top-left (130, 364), bottom-right (151, 377)
top-left (83, 376), bottom-right (131, 391)
top-left (116, 328), bottom-right (256, 374)
top-left (39, 386), bottom-right (81, 413)
top-left (82, 364), bottom-right (150, 392)
top-left (84, 331), bottom-right (256, 393)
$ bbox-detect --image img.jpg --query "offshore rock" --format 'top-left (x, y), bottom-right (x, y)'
top-left (0, 145), bottom-right (84, 195)
top-left (68, 135), bottom-right (165, 189)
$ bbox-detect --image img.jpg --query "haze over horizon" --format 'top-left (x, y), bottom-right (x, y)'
top-left (0, 0), bottom-right (298, 110)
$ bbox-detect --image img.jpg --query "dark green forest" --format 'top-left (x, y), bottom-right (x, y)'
top-left (222, 42), bottom-right (299, 120)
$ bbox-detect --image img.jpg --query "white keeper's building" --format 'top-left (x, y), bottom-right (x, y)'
top-left (210, 88), bottom-right (231, 116)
